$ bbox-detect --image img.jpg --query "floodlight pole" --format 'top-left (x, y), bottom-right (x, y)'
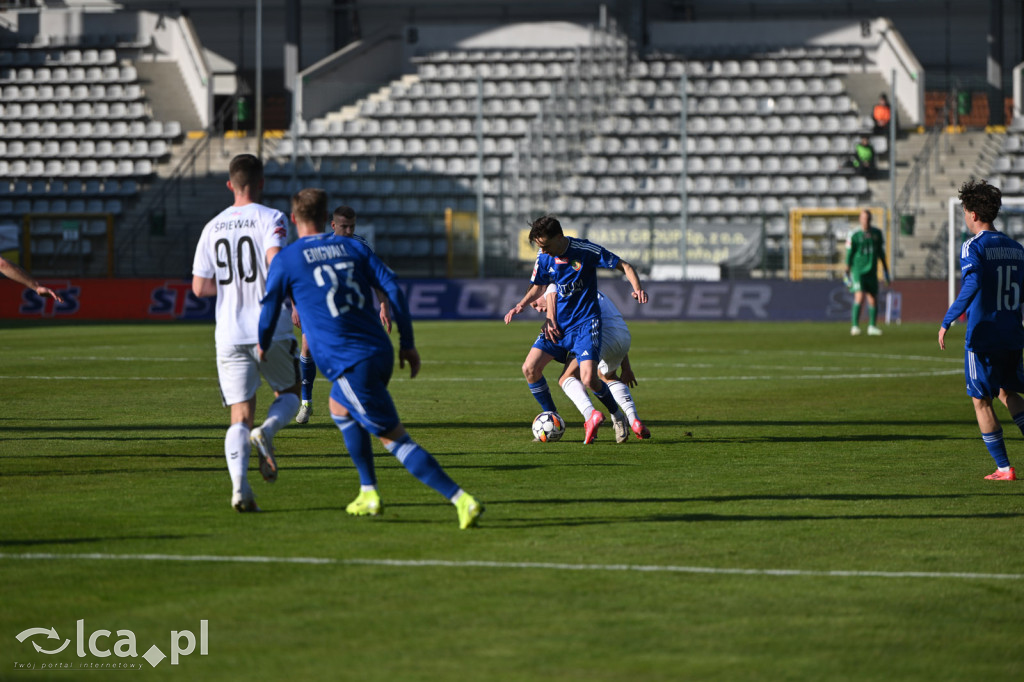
top-left (476, 72), bottom-right (485, 277)
top-left (889, 69), bottom-right (897, 279)
top-left (255, 0), bottom-right (264, 160)
top-left (679, 73), bottom-right (688, 280)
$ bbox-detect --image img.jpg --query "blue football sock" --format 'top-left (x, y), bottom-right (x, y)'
top-left (385, 434), bottom-right (459, 499)
top-left (982, 429), bottom-right (1011, 468)
top-left (332, 413), bottom-right (376, 486)
top-left (528, 377), bottom-right (558, 413)
top-left (1013, 412), bottom-right (1024, 437)
top-left (300, 354), bottom-right (316, 402)
top-left (593, 381), bottom-right (620, 414)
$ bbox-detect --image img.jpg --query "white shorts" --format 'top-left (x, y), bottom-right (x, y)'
top-left (598, 324), bottom-right (631, 376)
top-left (216, 338), bottom-right (299, 406)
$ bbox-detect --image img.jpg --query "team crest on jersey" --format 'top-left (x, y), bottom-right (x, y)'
top-left (570, 260), bottom-right (582, 271)
top-left (273, 218), bottom-right (287, 239)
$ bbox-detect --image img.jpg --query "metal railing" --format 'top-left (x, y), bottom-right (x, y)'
top-left (894, 91), bottom-right (954, 232)
top-left (115, 93), bottom-right (243, 275)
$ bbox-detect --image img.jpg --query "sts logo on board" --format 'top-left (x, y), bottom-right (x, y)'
top-left (18, 283), bottom-right (79, 317)
top-left (149, 282), bottom-right (215, 319)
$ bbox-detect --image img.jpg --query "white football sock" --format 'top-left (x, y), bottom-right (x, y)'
top-left (260, 393), bottom-right (300, 437)
top-left (608, 380), bottom-right (638, 422)
top-left (225, 422), bottom-right (250, 492)
top-left (560, 376), bottom-right (595, 420)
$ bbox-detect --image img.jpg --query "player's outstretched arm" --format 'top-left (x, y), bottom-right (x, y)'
top-left (617, 261), bottom-right (648, 303)
top-left (0, 256), bottom-right (64, 301)
top-left (505, 283), bottom-right (544, 324)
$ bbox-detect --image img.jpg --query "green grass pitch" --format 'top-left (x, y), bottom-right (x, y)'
top-left (1, 319), bottom-right (1022, 681)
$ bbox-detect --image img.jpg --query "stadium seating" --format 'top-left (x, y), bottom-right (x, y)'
top-left (265, 43), bottom-right (870, 264)
top-left (0, 43), bottom-right (181, 221)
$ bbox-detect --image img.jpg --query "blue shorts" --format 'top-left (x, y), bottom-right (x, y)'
top-left (532, 317), bottom-right (602, 366)
top-left (965, 349), bottom-right (1024, 400)
top-left (329, 347), bottom-right (400, 436)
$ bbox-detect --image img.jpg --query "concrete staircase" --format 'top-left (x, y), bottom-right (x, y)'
top-left (880, 129), bottom-right (1002, 279)
top-left (134, 60), bottom-right (203, 132)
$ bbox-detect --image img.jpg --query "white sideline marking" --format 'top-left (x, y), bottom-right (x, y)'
top-left (0, 372), bottom-right (961, 383)
top-left (2, 552), bottom-right (1021, 581)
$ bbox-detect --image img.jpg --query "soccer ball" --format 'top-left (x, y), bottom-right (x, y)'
top-left (532, 411), bottom-right (565, 442)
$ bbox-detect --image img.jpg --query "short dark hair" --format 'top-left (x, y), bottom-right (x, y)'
top-left (332, 205), bottom-right (356, 222)
top-left (228, 154), bottom-right (262, 191)
top-left (291, 188), bottom-right (328, 227)
top-left (959, 178), bottom-right (1001, 224)
top-left (528, 215), bottom-right (563, 245)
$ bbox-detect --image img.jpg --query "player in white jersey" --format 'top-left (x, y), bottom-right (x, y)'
top-left (537, 287), bottom-right (652, 443)
top-left (294, 205), bottom-right (391, 424)
top-left (192, 153), bottom-right (300, 512)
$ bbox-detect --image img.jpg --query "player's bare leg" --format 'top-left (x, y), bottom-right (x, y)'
top-left (974, 396), bottom-right (1016, 480)
top-left (580, 359), bottom-right (606, 444)
top-left (522, 347), bottom-right (558, 415)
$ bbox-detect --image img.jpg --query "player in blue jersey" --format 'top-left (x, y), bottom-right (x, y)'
top-left (504, 215), bottom-right (647, 444)
top-left (259, 188), bottom-right (482, 528)
top-left (533, 287), bottom-right (652, 443)
top-left (939, 179), bottom-right (1024, 481)
top-left (294, 205), bottom-right (391, 424)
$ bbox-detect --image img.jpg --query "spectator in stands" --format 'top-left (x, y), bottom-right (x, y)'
top-left (873, 93), bottom-right (892, 135)
top-left (850, 135), bottom-right (876, 177)
top-left (0, 255), bottom-right (64, 302)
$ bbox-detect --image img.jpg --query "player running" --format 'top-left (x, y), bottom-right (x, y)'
top-left (258, 188), bottom-right (482, 528)
top-left (939, 178), bottom-right (1024, 481)
top-left (505, 215), bottom-right (647, 444)
top-left (540, 288), bottom-right (652, 443)
top-left (192, 153), bottom-right (300, 512)
top-left (294, 205), bottom-right (391, 425)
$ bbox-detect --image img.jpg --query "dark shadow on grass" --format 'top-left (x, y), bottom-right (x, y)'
top-left (686, 419), bottom-right (969, 428)
top-left (399, 418), bottom-right (970, 430)
top-left (708, 434), bottom-right (951, 445)
top-left (487, 510), bottom-right (1024, 529)
top-left (0, 534), bottom-right (198, 548)
top-left (492, 493), bottom-right (997, 505)
top-left (1, 452), bottom-right (344, 461)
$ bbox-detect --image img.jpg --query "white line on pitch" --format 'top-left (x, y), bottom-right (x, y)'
top-left (0, 370), bottom-right (960, 382)
top-left (2, 552), bottom-right (1021, 581)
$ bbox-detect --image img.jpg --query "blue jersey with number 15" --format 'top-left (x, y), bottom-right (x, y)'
top-left (942, 229), bottom-right (1024, 352)
top-left (258, 233), bottom-right (413, 380)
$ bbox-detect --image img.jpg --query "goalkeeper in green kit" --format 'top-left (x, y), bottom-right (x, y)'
top-left (845, 209), bottom-right (890, 336)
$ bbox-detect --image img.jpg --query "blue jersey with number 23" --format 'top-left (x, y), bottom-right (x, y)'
top-left (258, 233), bottom-right (413, 380)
